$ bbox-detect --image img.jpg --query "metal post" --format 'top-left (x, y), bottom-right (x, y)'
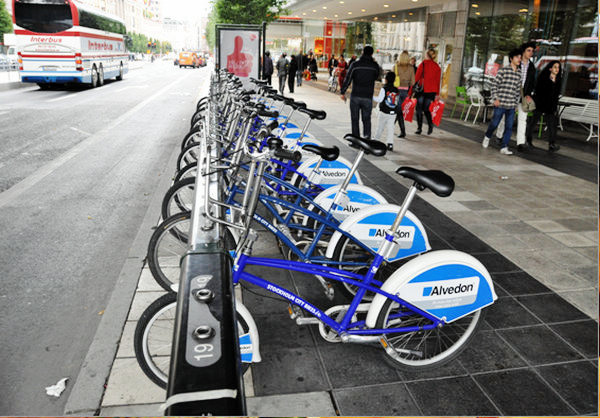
top-left (165, 84), bottom-right (246, 416)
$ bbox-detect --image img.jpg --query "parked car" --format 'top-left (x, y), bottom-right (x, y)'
top-left (178, 51), bottom-right (200, 68)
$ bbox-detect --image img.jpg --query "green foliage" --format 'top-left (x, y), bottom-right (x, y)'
top-left (0, 0), bottom-right (13, 44)
top-left (125, 32), bottom-right (170, 53)
top-left (205, 0), bottom-right (289, 49)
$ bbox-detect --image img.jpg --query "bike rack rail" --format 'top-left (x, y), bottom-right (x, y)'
top-left (164, 71), bottom-right (246, 415)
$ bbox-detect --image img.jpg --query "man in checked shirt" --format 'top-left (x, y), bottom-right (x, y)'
top-left (482, 48), bottom-right (523, 155)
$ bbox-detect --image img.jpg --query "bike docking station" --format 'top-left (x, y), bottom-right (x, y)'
top-left (163, 71), bottom-right (246, 415)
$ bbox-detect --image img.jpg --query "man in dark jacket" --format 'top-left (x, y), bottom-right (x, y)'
top-left (296, 52), bottom-right (306, 87)
top-left (263, 51), bottom-right (273, 85)
top-left (340, 46), bottom-right (381, 138)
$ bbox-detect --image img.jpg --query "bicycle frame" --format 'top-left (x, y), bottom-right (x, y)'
top-left (232, 234), bottom-right (442, 336)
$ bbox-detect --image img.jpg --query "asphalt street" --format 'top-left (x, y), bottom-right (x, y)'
top-left (0, 61), bottom-right (209, 415)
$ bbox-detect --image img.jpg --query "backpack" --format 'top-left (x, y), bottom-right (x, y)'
top-left (380, 86), bottom-right (400, 114)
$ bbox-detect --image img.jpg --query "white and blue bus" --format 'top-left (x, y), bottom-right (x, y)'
top-left (12, 0), bottom-right (129, 88)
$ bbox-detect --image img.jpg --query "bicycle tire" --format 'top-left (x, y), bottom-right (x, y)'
top-left (147, 212), bottom-right (191, 291)
top-left (161, 177), bottom-right (195, 221)
top-left (181, 127), bottom-right (202, 151)
top-left (173, 162), bottom-right (197, 184)
top-left (134, 293), bottom-right (252, 388)
top-left (375, 299), bottom-right (484, 370)
top-left (176, 142), bottom-right (200, 173)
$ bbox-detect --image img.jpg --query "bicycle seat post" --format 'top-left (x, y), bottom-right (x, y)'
top-left (328, 149), bottom-right (364, 210)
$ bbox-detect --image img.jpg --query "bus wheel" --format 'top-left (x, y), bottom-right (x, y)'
top-left (98, 65), bottom-right (105, 87)
top-left (116, 63), bottom-right (124, 81)
top-left (91, 66), bottom-right (99, 88)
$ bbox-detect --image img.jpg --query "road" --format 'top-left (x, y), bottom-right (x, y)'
top-left (0, 61), bottom-right (209, 415)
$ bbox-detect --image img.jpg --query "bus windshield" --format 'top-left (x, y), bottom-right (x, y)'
top-left (15, 0), bottom-right (73, 34)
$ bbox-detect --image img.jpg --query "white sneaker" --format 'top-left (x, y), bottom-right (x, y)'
top-left (482, 137), bottom-right (490, 148)
top-left (500, 147), bottom-right (513, 155)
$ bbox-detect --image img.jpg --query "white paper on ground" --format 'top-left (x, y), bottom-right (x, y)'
top-left (45, 377), bottom-right (68, 397)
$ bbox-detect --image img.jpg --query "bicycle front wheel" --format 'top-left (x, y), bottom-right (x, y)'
top-left (134, 292), bottom-right (253, 389)
top-left (375, 300), bottom-right (484, 370)
top-left (147, 212), bottom-right (191, 291)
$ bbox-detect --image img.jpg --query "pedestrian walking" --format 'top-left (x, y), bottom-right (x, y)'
top-left (482, 48), bottom-right (522, 155)
top-left (516, 41), bottom-right (537, 152)
top-left (287, 54), bottom-right (298, 93)
top-left (337, 55), bottom-right (348, 90)
top-left (340, 45), bottom-right (381, 138)
top-left (373, 71), bottom-right (400, 151)
top-left (393, 50), bottom-right (415, 138)
top-left (276, 53), bottom-right (289, 94)
top-left (328, 54), bottom-right (339, 76)
top-left (348, 55), bottom-right (357, 67)
top-left (308, 54), bottom-right (318, 80)
top-left (409, 56), bottom-right (417, 74)
top-left (296, 52), bottom-right (306, 86)
top-left (263, 51), bottom-right (273, 85)
top-left (412, 48), bottom-right (441, 135)
top-left (526, 61), bottom-right (562, 152)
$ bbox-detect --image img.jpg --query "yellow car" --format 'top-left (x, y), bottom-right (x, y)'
top-left (179, 52), bottom-right (199, 68)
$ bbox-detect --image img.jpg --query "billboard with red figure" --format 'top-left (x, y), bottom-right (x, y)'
top-left (217, 25), bottom-right (262, 81)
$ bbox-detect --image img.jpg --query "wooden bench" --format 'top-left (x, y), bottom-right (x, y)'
top-left (558, 97), bottom-right (598, 142)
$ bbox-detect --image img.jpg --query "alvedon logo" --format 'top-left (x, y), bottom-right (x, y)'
top-left (320, 170), bottom-right (347, 177)
top-left (423, 283), bottom-right (474, 297)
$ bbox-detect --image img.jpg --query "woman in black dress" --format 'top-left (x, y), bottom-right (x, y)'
top-left (526, 60), bottom-right (562, 152)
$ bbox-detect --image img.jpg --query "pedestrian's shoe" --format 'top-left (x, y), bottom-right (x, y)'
top-left (427, 125), bottom-right (434, 135)
top-left (398, 132), bottom-right (406, 138)
top-left (482, 136), bottom-right (490, 148)
top-left (387, 143), bottom-right (394, 151)
top-left (517, 144), bottom-right (528, 152)
top-left (415, 129), bottom-right (422, 135)
top-left (494, 137), bottom-right (502, 146)
top-left (549, 143), bottom-right (561, 152)
top-left (500, 147), bottom-right (513, 155)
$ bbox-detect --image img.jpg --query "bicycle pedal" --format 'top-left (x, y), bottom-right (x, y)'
top-left (287, 304), bottom-right (301, 320)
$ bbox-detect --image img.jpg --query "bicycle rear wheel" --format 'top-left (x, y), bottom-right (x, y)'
top-left (375, 299), bottom-right (484, 370)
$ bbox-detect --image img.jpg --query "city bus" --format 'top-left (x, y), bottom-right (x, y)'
top-left (12, 0), bottom-right (129, 88)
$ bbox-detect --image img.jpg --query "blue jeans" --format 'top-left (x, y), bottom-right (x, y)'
top-left (485, 107), bottom-right (515, 148)
top-left (350, 96), bottom-right (373, 138)
top-left (296, 71), bottom-right (303, 86)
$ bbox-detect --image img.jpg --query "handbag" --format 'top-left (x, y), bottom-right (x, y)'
top-left (401, 97), bottom-right (417, 122)
top-left (412, 62), bottom-right (425, 97)
top-left (429, 99), bottom-right (445, 126)
top-left (521, 87), bottom-right (536, 112)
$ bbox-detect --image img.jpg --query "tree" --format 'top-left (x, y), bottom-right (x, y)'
top-left (205, 0), bottom-right (289, 49)
top-left (0, 0), bottom-right (13, 45)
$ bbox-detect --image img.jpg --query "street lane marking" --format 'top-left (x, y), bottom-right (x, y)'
top-left (47, 92), bottom-right (83, 102)
top-left (0, 70), bottom-right (196, 209)
top-left (116, 84), bottom-right (149, 93)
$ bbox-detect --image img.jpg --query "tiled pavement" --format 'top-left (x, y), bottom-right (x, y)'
top-left (98, 79), bottom-right (597, 416)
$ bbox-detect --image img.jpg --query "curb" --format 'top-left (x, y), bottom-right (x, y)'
top-left (62, 139), bottom-right (181, 416)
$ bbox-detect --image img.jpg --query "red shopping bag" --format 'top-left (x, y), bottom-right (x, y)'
top-left (429, 99), bottom-right (445, 126)
top-left (402, 97), bottom-right (417, 122)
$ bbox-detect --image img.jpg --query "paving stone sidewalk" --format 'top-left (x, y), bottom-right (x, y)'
top-left (97, 79), bottom-right (597, 416)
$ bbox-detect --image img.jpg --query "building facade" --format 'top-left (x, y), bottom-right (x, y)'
top-left (276, 0), bottom-right (598, 100)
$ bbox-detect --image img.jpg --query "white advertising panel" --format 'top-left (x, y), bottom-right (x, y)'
top-left (218, 29), bottom-right (260, 81)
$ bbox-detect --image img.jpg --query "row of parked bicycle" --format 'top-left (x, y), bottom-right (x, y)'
top-left (133, 68), bottom-right (498, 389)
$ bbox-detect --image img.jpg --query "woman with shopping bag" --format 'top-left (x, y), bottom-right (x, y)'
top-left (393, 51), bottom-right (415, 138)
top-left (412, 48), bottom-right (441, 135)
